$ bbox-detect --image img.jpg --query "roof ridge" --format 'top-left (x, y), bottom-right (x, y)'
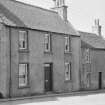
top-left (9, 0), bottom-right (57, 14)
top-left (78, 30), bottom-right (96, 35)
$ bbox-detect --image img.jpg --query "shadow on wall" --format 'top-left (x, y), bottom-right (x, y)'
top-left (0, 93), bottom-right (3, 99)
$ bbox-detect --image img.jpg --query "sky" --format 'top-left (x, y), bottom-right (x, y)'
top-left (17, 0), bottom-right (105, 37)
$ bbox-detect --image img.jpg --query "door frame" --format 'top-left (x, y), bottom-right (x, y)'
top-left (44, 63), bottom-right (53, 92)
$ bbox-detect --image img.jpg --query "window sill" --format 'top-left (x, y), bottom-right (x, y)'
top-left (44, 51), bottom-right (53, 55)
top-left (64, 51), bottom-right (72, 54)
top-left (18, 85), bottom-right (30, 89)
top-left (64, 80), bottom-right (72, 83)
top-left (18, 49), bottom-right (30, 53)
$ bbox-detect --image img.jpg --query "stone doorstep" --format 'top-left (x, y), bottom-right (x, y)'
top-left (0, 89), bottom-right (105, 102)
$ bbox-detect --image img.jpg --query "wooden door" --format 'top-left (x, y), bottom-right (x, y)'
top-left (99, 72), bottom-right (102, 89)
top-left (44, 63), bottom-right (53, 92)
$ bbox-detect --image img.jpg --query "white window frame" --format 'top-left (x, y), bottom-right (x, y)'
top-left (19, 63), bottom-right (29, 88)
top-left (44, 34), bottom-right (51, 52)
top-left (65, 62), bottom-right (71, 81)
top-left (65, 36), bottom-right (70, 52)
top-left (19, 30), bottom-right (28, 50)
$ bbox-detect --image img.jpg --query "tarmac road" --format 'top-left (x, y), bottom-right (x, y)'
top-left (0, 91), bottom-right (105, 105)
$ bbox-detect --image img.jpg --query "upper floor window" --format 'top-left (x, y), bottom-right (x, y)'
top-left (19, 63), bottom-right (29, 88)
top-left (84, 48), bottom-right (91, 63)
top-left (65, 36), bottom-right (70, 52)
top-left (19, 31), bottom-right (28, 50)
top-left (44, 34), bottom-right (51, 52)
top-left (65, 62), bottom-right (71, 81)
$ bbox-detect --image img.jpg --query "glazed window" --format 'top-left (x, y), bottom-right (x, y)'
top-left (19, 63), bottom-right (29, 87)
top-left (19, 31), bottom-right (28, 50)
top-left (65, 62), bottom-right (71, 81)
top-left (84, 48), bottom-right (90, 63)
top-left (44, 34), bottom-right (51, 52)
top-left (65, 36), bottom-right (70, 52)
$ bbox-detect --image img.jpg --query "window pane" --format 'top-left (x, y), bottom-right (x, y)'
top-left (19, 31), bottom-right (25, 41)
top-left (19, 64), bottom-right (25, 76)
top-left (19, 77), bottom-right (25, 87)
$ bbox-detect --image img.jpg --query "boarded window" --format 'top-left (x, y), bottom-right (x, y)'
top-left (19, 31), bottom-right (28, 50)
top-left (19, 63), bottom-right (29, 87)
top-left (65, 62), bottom-right (71, 81)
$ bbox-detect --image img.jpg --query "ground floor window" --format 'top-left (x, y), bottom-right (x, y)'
top-left (19, 63), bottom-right (29, 88)
top-left (86, 73), bottom-right (91, 88)
top-left (65, 62), bottom-right (72, 81)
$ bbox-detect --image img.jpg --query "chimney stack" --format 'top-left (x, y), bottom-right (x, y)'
top-left (92, 19), bottom-right (102, 36)
top-left (52, 0), bottom-right (68, 22)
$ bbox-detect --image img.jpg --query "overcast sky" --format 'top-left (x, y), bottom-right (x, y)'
top-left (17, 0), bottom-right (105, 37)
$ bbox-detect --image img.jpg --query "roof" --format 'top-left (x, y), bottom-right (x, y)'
top-left (79, 31), bottom-right (105, 49)
top-left (0, 0), bottom-right (79, 36)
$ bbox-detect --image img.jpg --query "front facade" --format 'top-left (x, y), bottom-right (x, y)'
top-left (0, 0), bottom-right (81, 98)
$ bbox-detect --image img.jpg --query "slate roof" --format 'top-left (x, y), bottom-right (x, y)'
top-left (79, 31), bottom-right (105, 49)
top-left (0, 0), bottom-right (79, 36)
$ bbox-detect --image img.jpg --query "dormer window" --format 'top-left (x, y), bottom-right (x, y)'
top-left (19, 30), bottom-right (28, 50)
top-left (44, 34), bottom-right (51, 52)
top-left (65, 36), bottom-right (70, 52)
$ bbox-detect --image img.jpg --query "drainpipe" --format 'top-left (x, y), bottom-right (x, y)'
top-left (9, 27), bottom-right (11, 98)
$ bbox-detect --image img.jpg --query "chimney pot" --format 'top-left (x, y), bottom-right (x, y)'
top-left (92, 19), bottom-right (102, 36)
top-left (51, 0), bottom-right (68, 21)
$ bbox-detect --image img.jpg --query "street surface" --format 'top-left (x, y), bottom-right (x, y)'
top-left (0, 92), bottom-right (105, 105)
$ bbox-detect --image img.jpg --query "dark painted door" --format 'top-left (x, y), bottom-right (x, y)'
top-left (99, 72), bottom-right (102, 89)
top-left (44, 63), bottom-right (53, 92)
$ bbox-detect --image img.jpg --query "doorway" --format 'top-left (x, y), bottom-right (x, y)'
top-left (44, 63), bottom-right (53, 92)
top-left (99, 72), bottom-right (102, 89)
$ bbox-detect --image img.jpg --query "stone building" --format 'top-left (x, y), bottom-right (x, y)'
top-left (0, 0), bottom-right (81, 98)
top-left (80, 19), bottom-right (105, 90)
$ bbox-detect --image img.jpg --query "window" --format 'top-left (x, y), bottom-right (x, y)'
top-left (84, 48), bottom-right (90, 63)
top-left (44, 34), bottom-right (51, 52)
top-left (65, 62), bottom-right (71, 81)
top-left (19, 31), bottom-right (28, 50)
top-left (19, 63), bottom-right (29, 87)
top-left (65, 36), bottom-right (70, 52)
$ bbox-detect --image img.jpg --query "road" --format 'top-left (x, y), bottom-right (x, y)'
top-left (0, 92), bottom-right (105, 105)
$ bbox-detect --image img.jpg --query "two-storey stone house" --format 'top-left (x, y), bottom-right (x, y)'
top-left (80, 19), bottom-right (105, 90)
top-left (0, 0), bottom-right (81, 98)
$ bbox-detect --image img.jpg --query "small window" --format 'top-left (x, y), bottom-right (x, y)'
top-left (65, 36), bottom-right (70, 52)
top-left (19, 63), bottom-right (29, 87)
top-left (44, 34), bottom-right (51, 52)
top-left (65, 62), bottom-right (71, 81)
top-left (84, 48), bottom-right (90, 63)
top-left (19, 31), bottom-right (28, 50)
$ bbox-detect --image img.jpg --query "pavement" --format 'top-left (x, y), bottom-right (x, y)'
top-left (0, 89), bottom-right (105, 105)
